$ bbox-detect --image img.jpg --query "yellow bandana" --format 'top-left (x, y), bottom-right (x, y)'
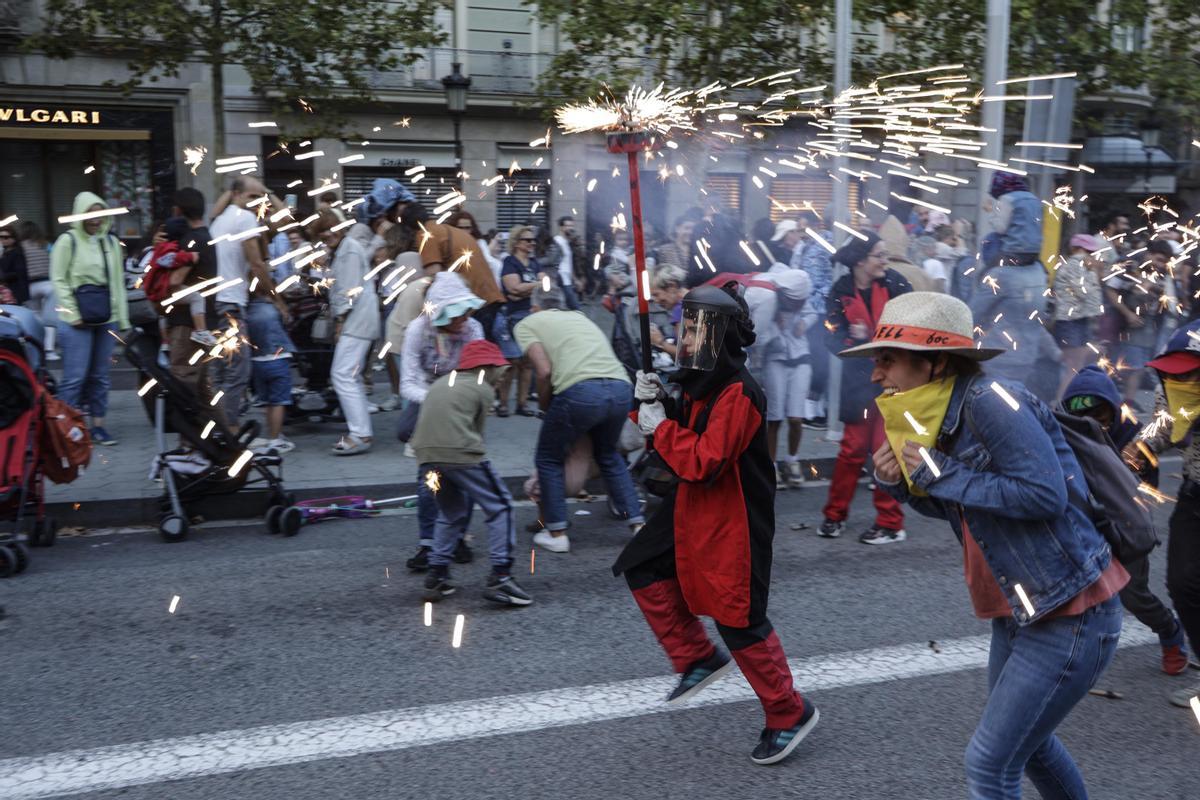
top-left (875, 377), bottom-right (956, 496)
top-left (1163, 379), bottom-right (1200, 444)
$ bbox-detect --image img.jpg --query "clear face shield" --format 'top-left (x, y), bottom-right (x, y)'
top-left (675, 306), bottom-right (729, 371)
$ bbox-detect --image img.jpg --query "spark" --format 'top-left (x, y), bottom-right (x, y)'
top-left (425, 470), bottom-right (441, 494)
top-left (989, 382), bottom-right (1020, 411)
top-left (210, 390), bottom-right (225, 407)
top-left (378, 341), bottom-right (393, 359)
top-left (306, 183), bottom-right (340, 197)
top-left (57, 207), bottom-right (129, 224)
top-left (805, 229), bottom-right (837, 254)
top-left (904, 411), bottom-right (928, 436)
top-left (448, 370), bottom-right (457, 387)
top-left (1120, 404), bottom-right (1138, 425)
top-left (201, 420), bottom-right (215, 439)
top-left (1137, 483), bottom-right (1174, 504)
top-left (247, 121), bottom-right (277, 128)
top-left (168, 596), bottom-right (180, 614)
top-left (738, 240), bottom-right (762, 266)
top-left (1191, 695), bottom-right (1200, 727)
top-left (541, 275), bottom-right (552, 292)
top-left (586, 178), bottom-right (598, 192)
top-left (228, 450), bottom-right (253, 478)
top-left (530, 548), bottom-right (536, 574)
top-left (641, 270), bottom-right (651, 302)
top-left (424, 602), bottom-right (433, 627)
top-left (83, 165), bottom-right (95, 175)
top-left (1013, 583), bottom-right (1036, 617)
top-left (137, 378), bottom-right (158, 397)
top-left (918, 447), bottom-right (941, 478)
top-left (183, 146), bottom-right (208, 175)
top-left (294, 150), bottom-right (325, 161)
top-left (452, 614), bottom-right (465, 648)
top-left (0, 215), bottom-right (15, 227)
top-left (997, 71), bottom-right (1077, 84)
top-left (556, 84), bottom-right (696, 136)
top-left (833, 221), bottom-right (867, 241)
top-left (477, 370), bottom-right (485, 385)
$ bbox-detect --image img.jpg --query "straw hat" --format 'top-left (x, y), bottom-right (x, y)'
top-left (838, 292), bottom-right (1004, 361)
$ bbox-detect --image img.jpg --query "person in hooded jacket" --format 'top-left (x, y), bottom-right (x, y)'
top-left (615, 282), bottom-right (819, 767)
top-left (817, 232), bottom-right (911, 544)
top-left (50, 191), bottom-right (129, 445)
top-left (1061, 365), bottom-right (1189, 676)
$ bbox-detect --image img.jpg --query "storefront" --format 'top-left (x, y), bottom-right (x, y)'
top-left (0, 103), bottom-right (175, 241)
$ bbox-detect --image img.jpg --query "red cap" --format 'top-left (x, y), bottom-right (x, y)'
top-left (1145, 350), bottom-right (1200, 375)
top-left (458, 340), bottom-right (509, 371)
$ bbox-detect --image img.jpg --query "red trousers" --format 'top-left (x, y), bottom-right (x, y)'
top-left (822, 413), bottom-right (904, 530)
top-left (631, 578), bottom-right (807, 729)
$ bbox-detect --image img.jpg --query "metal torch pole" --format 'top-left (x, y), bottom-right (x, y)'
top-left (626, 149), bottom-right (654, 373)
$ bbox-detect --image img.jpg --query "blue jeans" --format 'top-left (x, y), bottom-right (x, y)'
top-left (965, 596), bottom-right (1122, 799)
top-left (57, 321), bottom-right (117, 418)
top-left (535, 378), bottom-right (644, 531)
top-left (428, 461), bottom-right (516, 570)
top-left (561, 284), bottom-right (581, 311)
top-left (417, 461), bottom-right (471, 547)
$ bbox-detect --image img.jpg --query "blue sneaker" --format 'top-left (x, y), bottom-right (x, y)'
top-left (750, 701), bottom-right (820, 765)
top-left (90, 426), bottom-right (118, 446)
top-left (666, 650), bottom-right (732, 704)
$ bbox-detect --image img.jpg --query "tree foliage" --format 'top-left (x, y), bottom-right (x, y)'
top-left (26, 0), bottom-right (448, 147)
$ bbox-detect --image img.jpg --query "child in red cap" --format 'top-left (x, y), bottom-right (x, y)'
top-left (410, 340), bottom-right (532, 606)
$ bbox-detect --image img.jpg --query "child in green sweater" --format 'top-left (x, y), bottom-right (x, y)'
top-left (410, 340), bottom-right (532, 606)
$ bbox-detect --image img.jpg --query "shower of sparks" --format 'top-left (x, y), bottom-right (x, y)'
top-left (452, 614), bottom-right (465, 648)
top-left (424, 602), bottom-right (433, 627)
top-left (990, 382), bottom-right (1020, 411)
top-left (424, 470), bottom-right (441, 494)
top-left (183, 145), bottom-right (208, 175)
top-left (168, 596), bottom-right (180, 614)
top-left (1013, 583), bottom-right (1036, 617)
top-left (556, 84), bottom-right (697, 136)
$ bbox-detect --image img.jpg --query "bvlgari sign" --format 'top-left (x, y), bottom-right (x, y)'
top-left (0, 106), bottom-right (103, 125)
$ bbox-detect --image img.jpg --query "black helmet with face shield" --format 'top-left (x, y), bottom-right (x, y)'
top-left (676, 283), bottom-right (754, 372)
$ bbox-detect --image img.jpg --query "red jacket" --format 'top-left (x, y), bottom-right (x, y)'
top-left (639, 371), bottom-right (776, 628)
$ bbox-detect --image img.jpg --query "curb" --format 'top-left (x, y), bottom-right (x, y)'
top-left (46, 457), bottom-right (843, 530)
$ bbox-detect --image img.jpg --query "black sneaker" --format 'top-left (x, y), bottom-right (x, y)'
top-left (483, 574), bottom-right (533, 606)
top-left (452, 539), bottom-right (474, 564)
top-left (817, 519), bottom-right (844, 538)
top-left (750, 702), bottom-right (820, 766)
top-left (859, 525), bottom-right (907, 545)
top-left (667, 650), bottom-right (733, 704)
top-left (406, 545), bottom-right (431, 572)
top-left (423, 573), bottom-right (457, 602)
top-left (802, 417), bottom-right (827, 431)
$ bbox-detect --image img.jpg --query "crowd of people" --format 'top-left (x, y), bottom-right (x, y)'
top-left (3, 170), bottom-right (1199, 784)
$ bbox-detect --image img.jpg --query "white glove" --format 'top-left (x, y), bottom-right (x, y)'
top-left (638, 401), bottom-right (667, 436)
top-left (634, 370), bottom-right (663, 402)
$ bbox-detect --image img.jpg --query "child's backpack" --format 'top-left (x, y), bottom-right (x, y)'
top-left (40, 394), bottom-right (92, 484)
top-left (144, 241), bottom-right (195, 304)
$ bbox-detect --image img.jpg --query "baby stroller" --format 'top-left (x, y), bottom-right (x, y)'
top-left (0, 306), bottom-right (57, 577)
top-left (124, 330), bottom-right (298, 542)
top-left (281, 288), bottom-right (341, 423)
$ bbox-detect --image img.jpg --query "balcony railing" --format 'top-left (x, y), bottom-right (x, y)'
top-left (365, 48), bottom-right (556, 95)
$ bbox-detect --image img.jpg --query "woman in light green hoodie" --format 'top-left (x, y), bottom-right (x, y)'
top-left (50, 191), bottom-right (129, 446)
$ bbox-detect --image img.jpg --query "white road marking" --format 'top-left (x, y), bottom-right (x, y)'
top-left (0, 626), bottom-right (1158, 799)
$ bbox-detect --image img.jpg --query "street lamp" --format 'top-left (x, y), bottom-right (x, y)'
top-left (441, 62), bottom-right (471, 178)
top-left (1139, 118), bottom-right (1161, 195)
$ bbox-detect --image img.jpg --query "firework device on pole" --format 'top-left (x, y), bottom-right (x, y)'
top-left (607, 131), bottom-right (663, 374)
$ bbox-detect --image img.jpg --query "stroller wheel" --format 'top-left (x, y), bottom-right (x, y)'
top-left (270, 490), bottom-right (296, 509)
top-left (159, 514), bottom-right (189, 543)
top-left (265, 505), bottom-right (283, 535)
top-left (0, 546), bottom-right (17, 578)
top-left (12, 542), bottom-right (30, 574)
top-left (280, 507), bottom-right (303, 537)
top-left (30, 517), bottom-right (57, 548)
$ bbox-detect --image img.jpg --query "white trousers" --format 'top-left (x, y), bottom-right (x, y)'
top-left (331, 335), bottom-right (373, 439)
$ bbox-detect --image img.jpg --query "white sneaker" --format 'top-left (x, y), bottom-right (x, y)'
top-left (190, 329), bottom-right (220, 348)
top-left (268, 437), bottom-right (296, 454)
top-left (786, 461), bottom-right (805, 488)
top-left (533, 530), bottom-right (570, 553)
top-left (379, 394), bottom-right (400, 412)
top-left (403, 443), bottom-right (416, 458)
top-left (46, 351), bottom-right (61, 362)
top-left (248, 437), bottom-right (272, 454)
top-left (367, 402), bottom-right (381, 414)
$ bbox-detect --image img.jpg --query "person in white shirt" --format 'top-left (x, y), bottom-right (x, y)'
top-left (553, 216), bottom-right (581, 310)
top-left (208, 176), bottom-right (276, 427)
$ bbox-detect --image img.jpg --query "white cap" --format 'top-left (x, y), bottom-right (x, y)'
top-left (771, 219), bottom-right (799, 242)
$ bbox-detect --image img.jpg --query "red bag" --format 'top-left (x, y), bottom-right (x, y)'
top-left (40, 395), bottom-right (92, 484)
top-left (144, 241), bottom-right (197, 304)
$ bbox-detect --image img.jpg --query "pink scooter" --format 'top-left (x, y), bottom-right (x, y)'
top-left (265, 494), bottom-right (418, 536)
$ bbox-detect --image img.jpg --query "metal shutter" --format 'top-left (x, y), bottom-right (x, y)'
top-left (343, 167), bottom-right (460, 203)
top-left (768, 176), bottom-right (861, 221)
top-left (701, 173), bottom-right (742, 215)
top-left (495, 170), bottom-right (550, 233)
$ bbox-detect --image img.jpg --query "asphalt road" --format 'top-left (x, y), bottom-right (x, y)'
top-left (2, 479), bottom-right (1197, 799)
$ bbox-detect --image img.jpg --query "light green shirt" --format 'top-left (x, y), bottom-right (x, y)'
top-left (513, 309), bottom-right (629, 395)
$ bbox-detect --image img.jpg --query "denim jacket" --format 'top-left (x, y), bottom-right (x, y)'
top-left (881, 375), bottom-right (1112, 625)
top-left (247, 299), bottom-right (296, 356)
top-left (990, 190), bottom-right (1043, 259)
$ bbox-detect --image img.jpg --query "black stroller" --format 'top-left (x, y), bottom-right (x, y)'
top-left (125, 331), bottom-right (299, 541)
top-left (281, 289), bottom-right (342, 423)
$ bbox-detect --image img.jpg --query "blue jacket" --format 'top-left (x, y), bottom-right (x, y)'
top-left (881, 374), bottom-right (1112, 625)
top-left (247, 298), bottom-right (296, 356)
top-left (997, 190), bottom-right (1043, 259)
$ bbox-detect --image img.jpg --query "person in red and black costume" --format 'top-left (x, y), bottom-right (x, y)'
top-left (613, 282), bottom-right (819, 766)
top-left (817, 232), bottom-right (912, 544)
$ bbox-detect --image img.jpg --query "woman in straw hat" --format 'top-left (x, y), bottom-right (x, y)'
top-left (849, 291), bottom-right (1128, 799)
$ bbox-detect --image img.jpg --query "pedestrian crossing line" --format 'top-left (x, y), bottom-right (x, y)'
top-left (0, 626), bottom-right (1159, 799)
